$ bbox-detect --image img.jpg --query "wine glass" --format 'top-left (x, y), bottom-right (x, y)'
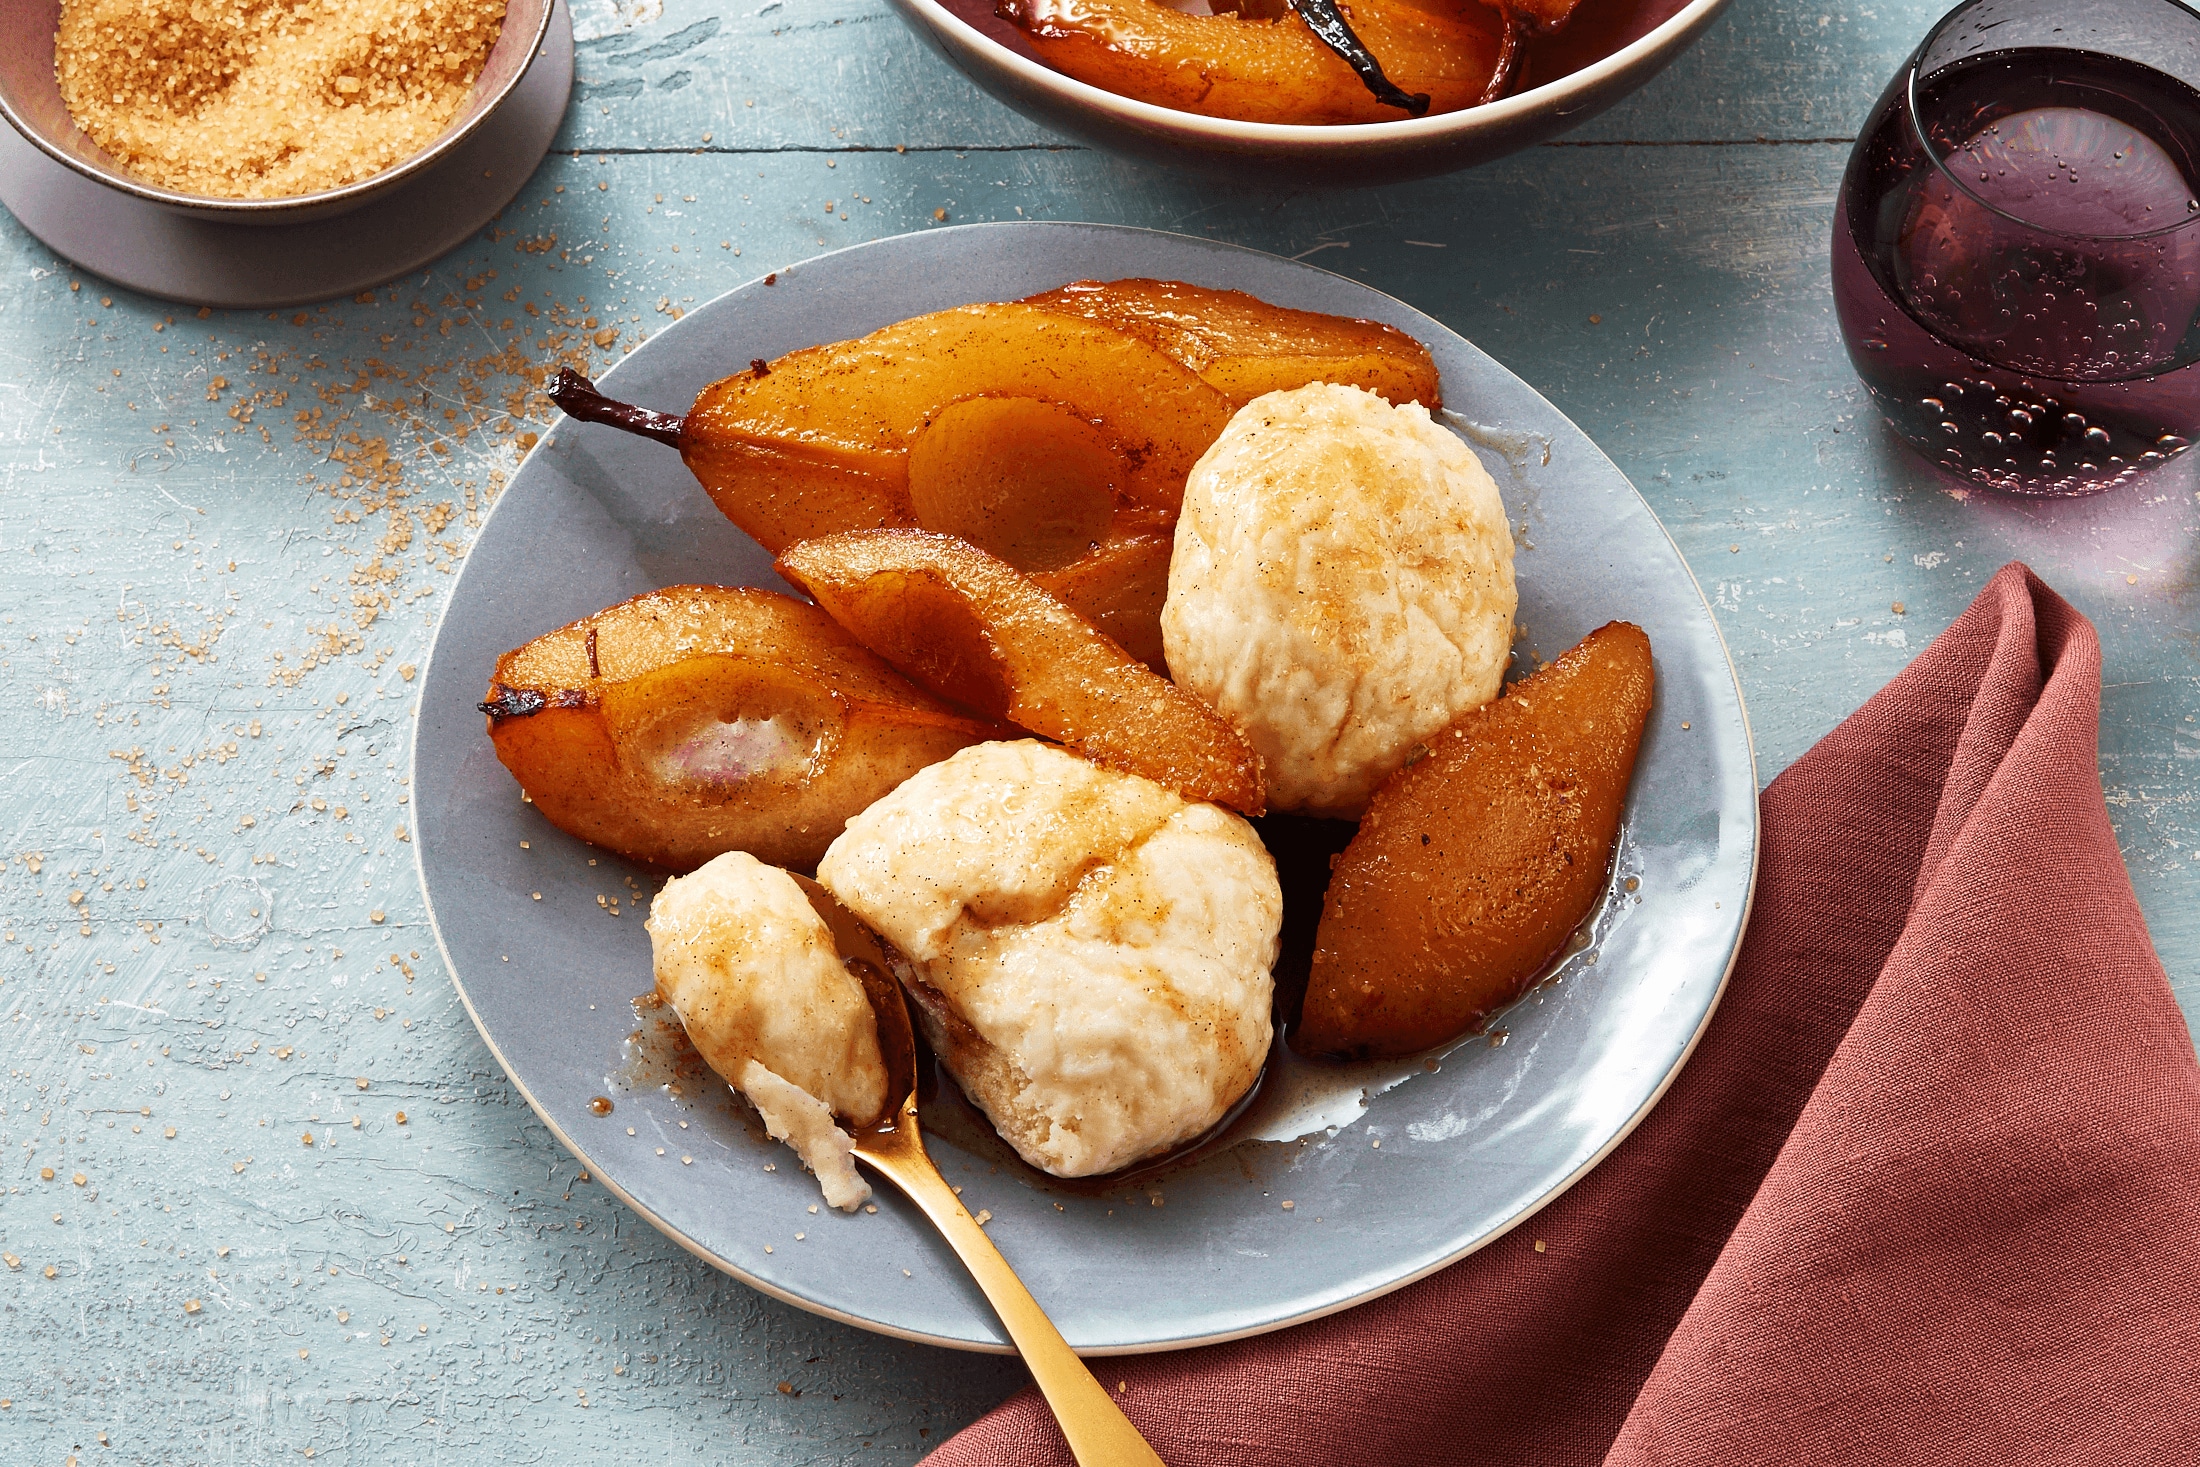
top-left (1832, 0), bottom-right (2200, 496)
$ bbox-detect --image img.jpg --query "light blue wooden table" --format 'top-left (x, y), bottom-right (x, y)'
top-left (3, 0), bottom-right (2194, 1459)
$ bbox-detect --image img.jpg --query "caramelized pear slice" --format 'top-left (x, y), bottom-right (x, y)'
top-left (1022, 278), bottom-right (1442, 410)
top-left (776, 530), bottom-right (1266, 815)
top-left (1296, 621), bottom-right (1654, 1059)
top-left (996, 0), bottom-right (1504, 125)
top-left (905, 395), bottom-right (1122, 572)
top-left (1028, 522), bottom-right (1174, 670)
top-left (680, 302), bottom-right (1231, 549)
top-left (900, 393), bottom-right (1175, 666)
top-left (481, 586), bottom-right (1007, 872)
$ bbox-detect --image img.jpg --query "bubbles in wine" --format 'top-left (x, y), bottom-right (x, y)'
top-left (1834, 44), bottom-right (2200, 494)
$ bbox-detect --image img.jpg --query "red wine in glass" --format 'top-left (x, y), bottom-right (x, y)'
top-left (1833, 0), bottom-right (2200, 495)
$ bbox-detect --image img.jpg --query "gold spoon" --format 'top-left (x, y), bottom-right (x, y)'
top-left (795, 876), bottom-right (1168, 1467)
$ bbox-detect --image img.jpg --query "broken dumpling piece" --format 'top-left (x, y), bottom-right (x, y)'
top-left (777, 529), bottom-right (1267, 816)
top-left (1163, 382), bottom-right (1515, 818)
top-left (1296, 621), bottom-right (1655, 1060)
top-left (479, 585), bottom-right (1006, 871)
top-left (817, 740), bottom-right (1282, 1178)
top-left (648, 850), bottom-right (890, 1210)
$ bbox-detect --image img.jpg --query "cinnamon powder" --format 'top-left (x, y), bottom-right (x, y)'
top-left (55, 0), bottom-right (508, 199)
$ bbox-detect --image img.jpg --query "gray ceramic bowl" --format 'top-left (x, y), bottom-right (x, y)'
top-left (889, 0), bottom-right (1728, 184)
top-left (0, 0), bottom-right (555, 224)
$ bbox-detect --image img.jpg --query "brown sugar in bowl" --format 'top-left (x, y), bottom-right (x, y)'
top-left (0, 0), bottom-right (556, 224)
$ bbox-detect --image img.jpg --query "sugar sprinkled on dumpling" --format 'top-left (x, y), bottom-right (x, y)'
top-left (648, 850), bottom-right (886, 1210)
top-left (1163, 381), bottom-right (1516, 818)
top-left (818, 740), bottom-right (1280, 1179)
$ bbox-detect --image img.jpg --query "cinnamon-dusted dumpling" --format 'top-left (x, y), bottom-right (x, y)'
top-left (1163, 382), bottom-right (1516, 818)
top-left (817, 741), bottom-right (1281, 1177)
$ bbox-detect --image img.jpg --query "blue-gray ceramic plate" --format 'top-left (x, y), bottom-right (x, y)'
top-left (412, 221), bottom-right (1757, 1355)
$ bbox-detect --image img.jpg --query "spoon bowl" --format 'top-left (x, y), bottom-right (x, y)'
top-left (791, 875), bottom-right (1168, 1467)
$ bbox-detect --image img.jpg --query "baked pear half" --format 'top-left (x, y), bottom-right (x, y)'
top-left (481, 585), bottom-right (1007, 871)
top-left (1297, 621), bottom-right (1654, 1058)
top-left (547, 283), bottom-right (1442, 666)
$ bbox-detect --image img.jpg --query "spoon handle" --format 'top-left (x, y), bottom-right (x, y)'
top-left (860, 1143), bottom-right (1168, 1467)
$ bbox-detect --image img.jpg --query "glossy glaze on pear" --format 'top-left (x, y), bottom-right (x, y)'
top-left (1018, 278), bottom-right (1441, 411)
top-left (547, 287), bottom-right (1444, 668)
top-left (480, 585), bottom-right (1007, 871)
top-left (995, 0), bottom-right (1505, 124)
top-left (1296, 621), bottom-right (1654, 1059)
top-left (680, 302), bottom-right (1229, 534)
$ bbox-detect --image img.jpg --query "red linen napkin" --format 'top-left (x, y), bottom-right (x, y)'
top-left (927, 563), bottom-right (2200, 1467)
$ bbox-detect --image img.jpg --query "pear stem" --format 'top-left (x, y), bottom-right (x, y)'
top-left (548, 368), bottom-right (685, 449)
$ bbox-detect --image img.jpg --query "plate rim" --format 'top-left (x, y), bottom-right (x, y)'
top-left (409, 219), bottom-right (1760, 1355)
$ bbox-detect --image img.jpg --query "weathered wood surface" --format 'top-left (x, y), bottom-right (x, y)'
top-left (2, 0), bottom-right (2194, 1459)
